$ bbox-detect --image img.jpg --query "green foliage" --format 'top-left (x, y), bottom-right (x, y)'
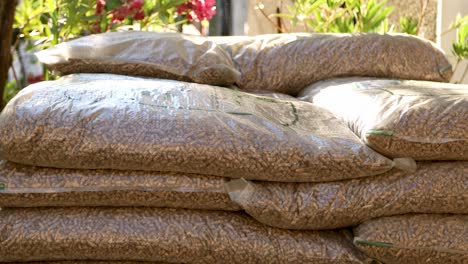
top-left (3, 81), bottom-right (19, 106)
top-left (137, 0), bottom-right (188, 31)
top-left (271, 0), bottom-right (393, 33)
top-left (14, 0), bottom-right (188, 51)
top-left (6, 0), bottom-right (190, 107)
top-left (15, 0), bottom-right (97, 49)
top-left (451, 15), bottom-right (468, 60)
top-left (399, 16), bottom-right (418, 35)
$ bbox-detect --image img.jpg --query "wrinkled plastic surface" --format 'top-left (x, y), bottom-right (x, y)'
top-left (226, 162), bottom-right (468, 230)
top-left (0, 207), bottom-right (373, 263)
top-left (8, 262), bottom-right (167, 264)
top-left (0, 74), bottom-right (394, 182)
top-left (0, 161), bottom-right (239, 210)
top-left (299, 77), bottom-right (468, 160)
top-left (36, 31), bottom-right (240, 86)
top-left (354, 214), bottom-right (468, 264)
top-left (213, 33), bottom-right (452, 95)
top-left (251, 91), bottom-right (299, 100)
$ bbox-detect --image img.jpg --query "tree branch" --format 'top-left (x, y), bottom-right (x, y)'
top-left (0, 0), bottom-right (18, 108)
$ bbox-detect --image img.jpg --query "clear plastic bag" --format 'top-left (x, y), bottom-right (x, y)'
top-left (299, 77), bottom-right (468, 160)
top-left (226, 162), bottom-right (467, 230)
top-left (36, 31), bottom-right (240, 86)
top-left (0, 207), bottom-right (373, 263)
top-left (214, 33), bottom-right (452, 95)
top-left (7, 262), bottom-right (167, 264)
top-left (354, 214), bottom-right (468, 264)
top-left (0, 74), bottom-right (394, 182)
top-left (0, 161), bottom-right (239, 210)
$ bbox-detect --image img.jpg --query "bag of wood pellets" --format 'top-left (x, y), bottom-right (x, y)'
top-left (36, 31), bottom-right (240, 86)
top-left (7, 262), bottom-right (161, 264)
top-left (213, 33), bottom-right (452, 95)
top-left (226, 162), bottom-right (467, 230)
top-left (0, 161), bottom-right (239, 210)
top-left (0, 207), bottom-right (373, 263)
top-left (10, 262), bottom-right (166, 264)
top-left (354, 214), bottom-right (468, 264)
top-left (0, 74), bottom-right (397, 182)
top-left (299, 78), bottom-right (468, 160)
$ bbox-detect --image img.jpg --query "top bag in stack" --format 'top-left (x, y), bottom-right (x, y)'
top-left (215, 33), bottom-right (453, 95)
top-left (36, 31), bottom-right (240, 86)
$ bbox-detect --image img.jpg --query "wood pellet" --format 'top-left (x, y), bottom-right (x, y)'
top-left (0, 207), bottom-right (373, 264)
top-left (354, 214), bottom-right (468, 264)
top-left (0, 74), bottom-right (393, 182)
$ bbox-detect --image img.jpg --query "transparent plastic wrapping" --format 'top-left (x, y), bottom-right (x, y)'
top-left (299, 78), bottom-right (468, 160)
top-left (36, 31), bottom-right (240, 86)
top-left (353, 214), bottom-right (468, 264)
top-left (0, 207), bottom-right (373, 263)
top-left (0, 161), bottom-right (239, 210)
top-left (0, 74), bottom-right (394, 182)
top-left (8, 262), bottom-right (168, 264)
top-left (213, 33), bottom-right (452, 95)
top-left (226, 162), bottom-right (467, 230)
top-left (7, 262), bottom-right (167, 264)
top-left (251, 91), bottom-right (299, 100)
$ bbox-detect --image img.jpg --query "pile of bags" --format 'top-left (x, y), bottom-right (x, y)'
top-left (0, 31), bottom-right (466, 264)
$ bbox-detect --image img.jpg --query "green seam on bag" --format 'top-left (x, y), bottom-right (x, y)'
top-left (366, 129), bottom-right (394, 136)
top-left (0, 183), bottom-right (5, 190)
top-left (439, 65), bottom-right (452, 73)
top-left (289, 102), bottom-right (299, 126)
top-left (355, 240), bottom-right (394, 247)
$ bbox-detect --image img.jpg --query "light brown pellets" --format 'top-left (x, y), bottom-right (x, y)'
top-left (0, 74), bottom-right (393, 182)
top-left (0, 161), bottom-right (239, 210)
top-left (216, 33), bottom-right (452, 95)
top-left (353, 214), bottom-right (468, 264)
top-left (0, 207), bottom-right (373, 264)
top-left (300, 78), bottom-right (468, 160)
top-left (36, 31), bottom-right (240, 86)
top-left (227, 162), bottom-right (468, 230)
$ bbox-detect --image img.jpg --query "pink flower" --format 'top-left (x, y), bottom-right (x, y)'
top-left (134, 9), bottom-right (145, 20)
top-left (96, 0), bottom-right (106, 15)
top-left (131, 0), bottom-right (144, 10)
top-left (177, 0), bottom-right (216, 22)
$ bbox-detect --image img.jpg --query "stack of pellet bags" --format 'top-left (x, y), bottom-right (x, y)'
top-left (0, 31), bottom-right (465, 264)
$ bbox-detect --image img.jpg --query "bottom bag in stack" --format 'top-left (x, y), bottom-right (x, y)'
top-left (0, 207), bottom-right (373, 264)
top-left (353, 214), bottom-right (468, 264)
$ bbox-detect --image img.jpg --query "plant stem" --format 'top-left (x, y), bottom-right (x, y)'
top-left (451, 59), bottom-right (461, 83)
top-left (416, 0), bottom-right (428, 35)
top-left (458, 63), bottom-right (468, 83)
top-left (256, 0), bottom-right (287, 33)
top-left (10, 64), bottom-right (21, 90)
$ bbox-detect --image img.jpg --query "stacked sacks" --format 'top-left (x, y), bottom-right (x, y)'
top-left (297, 78), bottom-right (468, 263)
top-left (0, 31), bottom-right (465, 263)
top-left (0, 73), bottom-right (392, 263)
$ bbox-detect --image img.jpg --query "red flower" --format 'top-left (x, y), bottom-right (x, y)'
top-left (94, 0), bottom-right (146, 29)
top-left (131, 0), bottom-right (144, 10)
top-left (96, 0), bottom-right (106, 15)
top-left (134, 9), bottom-right (145, 20)
top-left (177, 0), bottom-right (216, 22)
top-left (27, 74), bottom-right (44, 84)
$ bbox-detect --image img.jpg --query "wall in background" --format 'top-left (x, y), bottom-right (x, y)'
top-left (386, 0), bottom-right (438, 41)
top-left (438, 0), bottom-right (468, 83)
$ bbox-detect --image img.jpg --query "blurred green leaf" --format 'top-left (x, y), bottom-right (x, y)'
top-left (452, 15), bottom-right (468, 60)
top-left (400, 16), bottom-right (418, 35)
